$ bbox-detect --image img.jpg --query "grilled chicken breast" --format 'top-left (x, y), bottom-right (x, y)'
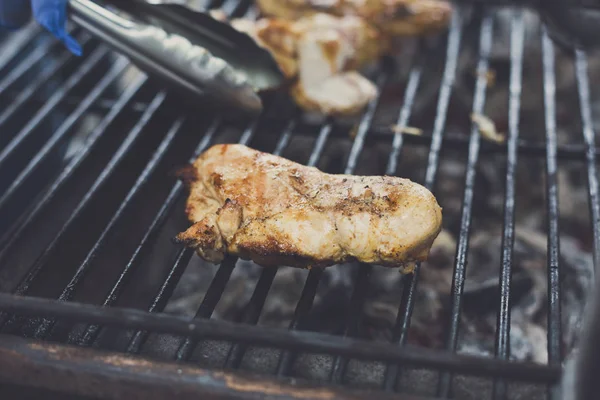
top-left (229, 13), bottom-right (382, 116)
top-left (256, 0), bottom-right (453, 36)
top-left (175, 144), bottom-right (443, 270)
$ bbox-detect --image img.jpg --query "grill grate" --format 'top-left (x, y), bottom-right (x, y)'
top-left (0, 1), bottom-right (597, 399)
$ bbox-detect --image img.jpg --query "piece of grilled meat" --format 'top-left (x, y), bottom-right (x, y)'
top-left (229, 13), bottom-right (383, 116)
top-left (256, 0), bottom-right (453, 36)
top-left (175, 144), bottom-right (443, 270)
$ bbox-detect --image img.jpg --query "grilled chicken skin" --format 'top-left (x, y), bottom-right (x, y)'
top-left (175, 144), bottom-right (443, 270)
top-left (256, 0), bottom-right (453, 36)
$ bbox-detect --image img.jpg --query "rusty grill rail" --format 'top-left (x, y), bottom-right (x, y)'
top-left (0, 1), bottom-right (597, 399)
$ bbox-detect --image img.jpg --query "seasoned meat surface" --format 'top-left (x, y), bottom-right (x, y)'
top-left (175, 144), bottom-right (443, 269)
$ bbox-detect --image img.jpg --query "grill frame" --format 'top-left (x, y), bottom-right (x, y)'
top-left (0, 1), bottom-right (597, 399)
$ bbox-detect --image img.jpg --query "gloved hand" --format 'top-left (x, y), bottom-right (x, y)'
top-left (0, 0), bottom-right (82, 56)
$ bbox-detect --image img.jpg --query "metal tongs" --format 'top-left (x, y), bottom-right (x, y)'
top-left (68, 0), bottom-right (285, 115)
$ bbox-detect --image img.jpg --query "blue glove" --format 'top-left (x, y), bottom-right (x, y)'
top-left (0, 0), bottom-right (82, 56)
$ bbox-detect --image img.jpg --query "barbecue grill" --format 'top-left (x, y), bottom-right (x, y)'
top-left (0, 0), bottom-right (597, 399)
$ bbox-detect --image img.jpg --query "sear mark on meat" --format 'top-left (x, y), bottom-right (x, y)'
top-left (174, 144), bottom-right (443, 270)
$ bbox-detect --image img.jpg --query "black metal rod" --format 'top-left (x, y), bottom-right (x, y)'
top-left (344, 72), bottom-right (389, 176)
top-left (328, 265), bottom-right (373, 383)
top-left (384, 10), bottom-right (462, 394)
top-left (574, 50), bottom-right (600, 271)
top-left (541, 28), bottom-right (563, 378)
top-left (0, 24), bottom-right (41, 73)
top-left (6, 88), bottom-right (598, 162)
top-left (127, 247), bottom-right (195, 354)
top-left (0, 91), bottom-right (168, 329)
top-left (223, 267), bottom-right (278, 368)
top-left (492, 12), bottom-right (525, 400)
top-left (275, 268), bottom-right (323, 376)
top-left (0, 74), bottom-right (148, 255)
top-left (0, 41), bottom-right (82, 130)
top-left (327, 71), bottom-right (390, 384)
top-left (0, 31), bottom-right (70, 95)
top-left (32, 116), bottom-right (186, 340)
top-left (382, 51), bottom-right (424, 393)
top-left (307, 123), bottom-right (333, 168)
top-left (0, 292), bottom-right (561, 383)
top-left (0, 56), bottom-right (129, 214)
top-left (175, 255), bottom-right (237, 361)
top-left (437, 14), bottom-right (493, 398)
top-left (0, 46), bottom-right (108, 170)
top-left (257, 118), bottom-right (600, 162)
top-left (385, 65), bottom-right (422, 178)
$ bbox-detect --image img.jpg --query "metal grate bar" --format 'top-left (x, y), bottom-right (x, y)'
top-left (0, 46), bottom-right (107, 170)
top-left (0, 56), bottom-right (130, 214)
top-left (437, 14), bottom-right (492, 397)
top-left (0, 292), bottom-right (562, 384)
top-left (344, 73), bottom-right (389, 176)
top-left (360, 10), bottom-right (462, 394)
top-left (273, 120), bottom-right (297, 156)
top-left (10, 89), bottom-right (598, 162)
top-left (174, 255), bottom-right (236, 360)
top-left (492, 12), bottom-right (525, 400)
top-left (223, 263), bottom-right (277, 368)
top-left (0, 74), bottom-right (148, 255)
top-left (0, 42), bottom-right (51, 93)
top-left (393, 12), bottom-right (463, 364)
top-left (127, 247), bottom-right (196, 354)
top-left (385, 67), bottom-right (422, 178)
top-left (327, 71), bottom-right (390, 383)
top-left (225, 117), bottom-right (600, 162)
top-left (74, 117), bottom-right (223, 346)
top-left (125, 114), bottom-right (264, 354)
top-left (0, 91), bottom-right (168, 330)
top-left (0, 30), bottom-right (81, 95)
top-left (275, 267), bottom-right (323, 375)
top-left (328, 265), bottom-right (373, 383)
top-left (0, 24), bottom-right (41, 73)
top-left (31, 116), bottom-right (186, 340)
top-left (541, 30), bottom-right (563, 370)
top-left (308, 123), bottom-right (334, 167)
top-left (422, 12), bottom-right (463, 192)
top-left (575, 50), bottom-right (600, 271)
top-left (382, 61), bottom-right (424, 392)
top-left (0, 42), bottom-right (80, 129)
